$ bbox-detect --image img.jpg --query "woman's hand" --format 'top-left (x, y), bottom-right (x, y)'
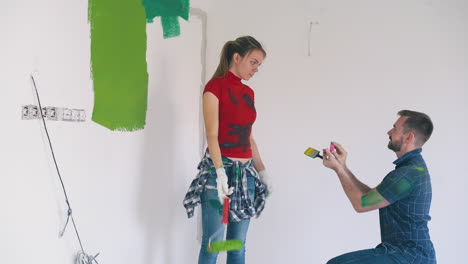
top-left (258, 170), bottom-right (272, 196)
top-left (215, 167), bottom-right (234, 203)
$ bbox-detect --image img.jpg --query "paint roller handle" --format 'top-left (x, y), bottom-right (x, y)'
top-left (222, 197), bottom-right (230, 224)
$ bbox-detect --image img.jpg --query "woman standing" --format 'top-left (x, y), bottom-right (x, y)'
top-left (183, 36), bottom-right (272, 264)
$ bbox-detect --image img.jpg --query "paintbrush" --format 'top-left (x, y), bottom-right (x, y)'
top-left (304, 147), bottom-right (323, 159)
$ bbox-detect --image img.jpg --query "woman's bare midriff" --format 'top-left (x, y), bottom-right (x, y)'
top-left (227, 157), bottom-right (252, 164)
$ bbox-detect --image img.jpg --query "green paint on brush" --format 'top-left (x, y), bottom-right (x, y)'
top-left (88, 0), bottom-right (148, 131)
top-left (361, 189), bottom-right (385, 207)
top-left (142, 0), bottom-right (190, 38)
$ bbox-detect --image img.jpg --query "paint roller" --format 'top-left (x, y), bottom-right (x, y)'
top-left (207, 197), bottom-right (243, 253)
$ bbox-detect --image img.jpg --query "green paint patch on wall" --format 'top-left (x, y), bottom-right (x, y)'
top-left (142, 0), bottom-right (190, 38)
top-left (89, 0), bottom-right (148, 131)
top-left (361, 190), bottom-right (384, 207)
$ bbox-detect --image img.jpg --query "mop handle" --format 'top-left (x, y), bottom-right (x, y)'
top-left (222, 197), bottom-right (230, 224)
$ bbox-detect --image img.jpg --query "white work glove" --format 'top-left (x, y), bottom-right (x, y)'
top-left (216, 167), bottom-right (234, 204)
top-left (258, 170), bottom-right (272, 196)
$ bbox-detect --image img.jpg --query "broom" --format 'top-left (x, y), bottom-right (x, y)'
top-left (207, 197), bottom-right (243, 253)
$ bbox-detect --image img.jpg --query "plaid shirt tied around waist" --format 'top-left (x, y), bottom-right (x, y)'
top-left (183, 153), bottom-right (267, 222)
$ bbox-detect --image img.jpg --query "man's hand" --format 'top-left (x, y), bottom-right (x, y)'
top-left (330, 141), bottom-right (348, 168)
top-left (322, 148), bottom-right (343, 171)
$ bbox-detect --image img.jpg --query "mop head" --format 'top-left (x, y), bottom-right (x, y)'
top-left (207, 239), bottom-right (243, 253)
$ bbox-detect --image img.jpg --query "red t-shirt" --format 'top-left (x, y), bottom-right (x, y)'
top-left (204, 71), bottom-right (257, 158)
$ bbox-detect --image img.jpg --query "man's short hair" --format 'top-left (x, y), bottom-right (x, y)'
top-left (398, 110), bottom-right (434, 145)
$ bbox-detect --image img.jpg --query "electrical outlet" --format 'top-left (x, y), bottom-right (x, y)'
top-left (46, 106), bottom-right (57, 121)
top-left (21, 105), bottom-right (41, 119)
top-left (41, 107), bottom-right (47, 118)
top-left (22, 105), bottom-right (86, 122)
top-left (30, 105), bottom-right (39, 119)
top-left (22, 105), bottom-right (30, 119)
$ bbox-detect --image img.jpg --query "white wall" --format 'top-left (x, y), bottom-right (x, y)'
top-left (2, 0), bottom-right (467, 263)
top-left (2, 1), bottom-right (203, 263)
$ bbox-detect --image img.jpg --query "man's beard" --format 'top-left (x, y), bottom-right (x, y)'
top-left (388, 137), bottom-right (402, 152)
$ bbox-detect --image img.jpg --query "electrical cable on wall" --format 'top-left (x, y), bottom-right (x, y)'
top-left (30, 74), bottom-right (100, 264)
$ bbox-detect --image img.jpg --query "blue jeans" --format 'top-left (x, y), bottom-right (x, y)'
top-left (327, 244), bottom-right (407, 264)
top-left (198, 172), bottom-right (255, 264)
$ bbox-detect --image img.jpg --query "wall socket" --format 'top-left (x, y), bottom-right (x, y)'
top-left (22, 105), bottom-right (39, 119)
top-left (22, 105), bottom-right (86, 122)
